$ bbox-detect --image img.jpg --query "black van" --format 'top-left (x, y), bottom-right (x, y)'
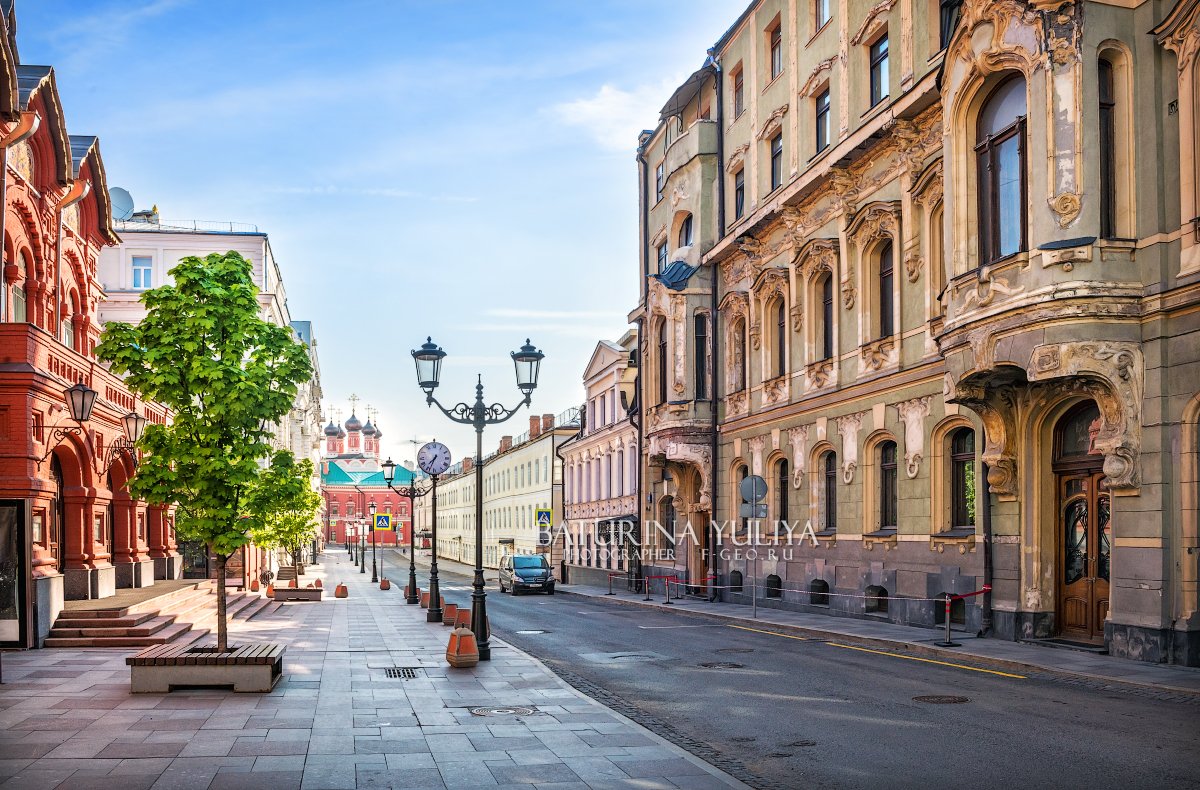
top-left (498, 554), bottom-right (555, 595)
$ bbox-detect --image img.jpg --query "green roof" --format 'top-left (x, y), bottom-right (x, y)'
top-left (321, 461), bottom-right (414, 487)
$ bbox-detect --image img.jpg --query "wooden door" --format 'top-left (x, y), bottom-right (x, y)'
top-left (1057, 471), bottom-right (1111, 643)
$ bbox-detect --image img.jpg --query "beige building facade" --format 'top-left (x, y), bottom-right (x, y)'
top-left (631, 0), bottom-right (1200, 664)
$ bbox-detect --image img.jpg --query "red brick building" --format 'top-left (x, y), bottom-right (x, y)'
top-left (320, 413), bottom-right (413, 551)
top-left (0, 6), bottom-right (182, 648)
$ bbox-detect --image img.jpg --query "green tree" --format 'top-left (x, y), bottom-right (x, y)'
top-left (97, 251), bottom-right (313, 651)
top-left (245, 451), bottom-right (322, 579)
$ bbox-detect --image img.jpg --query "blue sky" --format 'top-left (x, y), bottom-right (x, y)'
top-left (20, 0), bottom-right (733, 466)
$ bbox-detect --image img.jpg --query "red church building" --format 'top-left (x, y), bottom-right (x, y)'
top-left (0, 5), bottom-right (180, 648)
top-left (320, 411), bottom-right (414, 552)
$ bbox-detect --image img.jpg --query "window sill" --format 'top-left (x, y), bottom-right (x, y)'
top-left (807, 20), bottom-right (832, 46)
top-left (931, 530), bottom-right (977, 555)
top-left (762, 71), bottom-right (785, 93)
top-left (861, 98), bottom-right (891, 121)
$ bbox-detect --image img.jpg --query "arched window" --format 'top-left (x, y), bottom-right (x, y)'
top-left (616, 451), bottom-right (624, 496)
top-left (1098, 58), bottom-right (1116, 239)
top-left (809, 579), bottom-right (830, 606)
top-left (331, 503), bottom-right (339, 517)
top-left (11, 282), bottom-right (26, 322)
top-left (820, 451), bottom-right (837, 532)
top-left (737, 464), bottom-right (749, 535)
top-left (765, 575), bottom-right (783, 598)
top-left (774, 299), bottom-right (787, 378)
top-left (656, 318), bottom-right (668, 405)
top-left (346, 501), bottom-right (354, 517)
top-left (878, 241), bottom-right (894, 338)
top-left (694, 312), bottom-right (708, 399)
top-left (976, 76), bottom-right (1027, 265)
top-left (819, 273), bottom-right (834, 360)
top-left (950, 428), bottom-right (976, 530)
top-left (775, 458), bottom-right (789, 534)
top-left (729, 570), bottom-right (744, 593)
top-left (678, 214), bottom-right (694, 249)
top-left (605, 454), bottom-right (612, 499)
top-left (879, 440), bottom-right (898, 532)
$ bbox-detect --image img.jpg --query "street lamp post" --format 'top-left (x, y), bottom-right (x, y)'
top-left (382, 458), bottom-right (432, 605)
top-left (369, 502), bottom-right (379, 583)
top-left (411, 337), bottom-right (544, 661)
top-left (359, 524), bottom-right (366, 574)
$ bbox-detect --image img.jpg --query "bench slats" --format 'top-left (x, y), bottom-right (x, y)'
top-left (126, 642), bottom-right (285, 668)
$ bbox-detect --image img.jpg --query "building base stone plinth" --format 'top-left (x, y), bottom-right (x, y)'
top-left (1106, 622), bottom-right (1175, 664)
top-left (64, 566), bottom-right (117, 601)
top-left (154, 554), bottom-right (182, 581)
top-left (115, 559), bottom-right (155, 589)
top-left (33, 574), bottom-right (63, 647)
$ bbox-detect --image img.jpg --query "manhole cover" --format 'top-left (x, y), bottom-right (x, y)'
top-left (469, 706), bottom-right (537, 717)
top-left (384, 667), bottom-right (421, 679)
top-left (515, 630), bottom-right (547, 635)
top-left (698, 662), bottom-right (744, 669)
top-left (912, 695), bottom-right (969, 704)
top-left (715, 648), bottom-right (753, 654)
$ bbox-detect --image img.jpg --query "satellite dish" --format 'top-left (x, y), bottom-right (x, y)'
top-left (109, 187), bottom-right (134, 221)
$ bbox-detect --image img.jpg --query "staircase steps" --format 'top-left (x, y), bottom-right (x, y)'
top-left (44, 620), bottom-right (196, 648)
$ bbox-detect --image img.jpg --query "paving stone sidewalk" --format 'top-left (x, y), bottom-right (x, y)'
top-left (555, 578), bottom-right (1200, 696)
top-left (0, 554), bottom-right (747, 790)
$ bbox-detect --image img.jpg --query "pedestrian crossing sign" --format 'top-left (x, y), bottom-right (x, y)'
top-left (536, 509), bottom-right (552, 528)
top-left (374, 514), bottom-right (392, 531)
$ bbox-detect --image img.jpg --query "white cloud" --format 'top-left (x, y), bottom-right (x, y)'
top-left (549, 81), bottom-right (676, 153)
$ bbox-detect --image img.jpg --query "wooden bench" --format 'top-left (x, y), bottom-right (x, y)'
top-left (126, 643), bottom-right (284, 693)
top-left (272, 587), bottom-right (323, 602)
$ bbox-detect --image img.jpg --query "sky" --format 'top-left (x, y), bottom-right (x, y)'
top-left (18, 0), bottom-right (734, 468)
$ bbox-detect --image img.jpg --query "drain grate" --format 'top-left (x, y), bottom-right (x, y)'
top-left (698, 662), bottom-right (745, 669)
top-left (912, 695), bottom-right (969, 704)
top-left (469, 706), bottom-right (537, 717)
top-left (385, 667), bottom-right (421, 679)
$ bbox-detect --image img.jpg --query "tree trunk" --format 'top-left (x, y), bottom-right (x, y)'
top-left (214, 551), bottom-right (228, 652)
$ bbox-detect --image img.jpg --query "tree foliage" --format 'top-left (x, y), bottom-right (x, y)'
top-left (97, 251), bottom-right (313, 650)
top-left (245, 450), bottom-right (321, 564)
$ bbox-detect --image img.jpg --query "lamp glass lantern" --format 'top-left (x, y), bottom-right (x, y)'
top-left (411, 337), bottom-right (446, 392)
top-left (65, 382), bottom-right (98, 423)
top-left (369, 502), bottom-right (377, 517)
top-left (382, 457), bottom-right (397, 485)
top-left (121, 411), bottom-right (147, 443)
top-left (512, 339), bottom-right (544, 396)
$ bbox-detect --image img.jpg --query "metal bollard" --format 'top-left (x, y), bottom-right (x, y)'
top-left (607, 574), bottom-right (615, 595)
top-left (752, 575), bottom-right (757, 619)
top-left (643, 575), bottom-right (652, 601)
top-left (935, 593), bottom-right (961, 647)
top-left (663, 578), bottom-right (672, 605)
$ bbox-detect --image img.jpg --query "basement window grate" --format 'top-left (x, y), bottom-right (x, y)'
top-left (385, 667), bottom-right (421, 679)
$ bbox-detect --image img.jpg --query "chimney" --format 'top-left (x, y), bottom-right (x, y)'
top-left (499, 436), bottom-right (513, 453)
top-left (463, 457), bottom-right (473, 472)
top-left (542, 414), bottom-right (554, 432)
top-left (529, 415), bottom-right (541, 439)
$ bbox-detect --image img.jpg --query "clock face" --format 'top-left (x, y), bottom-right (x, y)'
top-left (417, 441), bottom-right (452, 475)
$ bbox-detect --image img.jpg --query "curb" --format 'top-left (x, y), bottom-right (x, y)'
top-left (557, 586), bottom-right (1200, 699)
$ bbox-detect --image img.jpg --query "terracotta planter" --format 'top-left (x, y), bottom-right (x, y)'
top-left (314, 578), bottom-right (323, 588)
top-left (334, 583), bottom-right (348, 599)
top-left (420, 591), bottom-right (430, 608)
top-left (446, 627), bottom-right (479, 668)
top-left (379, 579), bottom-right (391, 590)
top-left (250, 579), bottom-right (260, 592)
top-left (453, 608), bottom-right (471, 628)
top-left (265, 583), bottom-right (275, 597)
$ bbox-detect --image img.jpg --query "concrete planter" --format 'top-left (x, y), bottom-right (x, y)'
top-left (127, 643), bottom-right (284, 693)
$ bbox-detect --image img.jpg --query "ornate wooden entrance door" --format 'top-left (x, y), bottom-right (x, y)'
top-left (1054, 401), bottom-right (1110, 644)
top-left (1057, 471), bottom-right (1111, 642)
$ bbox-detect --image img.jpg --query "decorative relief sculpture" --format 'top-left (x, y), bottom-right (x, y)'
top-left (799, 55), bottom-right (838, 98)
top-left (790, 304), bottom-right (803, 332)
top-left (807, 359), bottom-right (834, 390)
top-left (788, 425), bottom-right (810, 488)
top-left (904, 253), bottom-right (923, 283)
top-left (950, 382), bottom-right (1019, 498)
top-left (726, 390), bottom-right (749, 418)
top-left (1048, 192), bottom-right (1082, 228)
top-left (665, 440), bottom-right (712, 508)
top-left (794, 238), bottom-right (840, 281)
top-left (850, 0), bottom-right (897, 47)
top-left (726, 143), bottom-right (750, 174)
top-left (835, 413), bottom-right (863, 484)
top-left (763, 376), bottom-right (789, 407)
top-left (958, 267), bottom-right (1023, 310)
top-left (841, 272), bottom-right (857, 310)
top-left (894, 396), bottom-right (931, 478)
top-left (848, 201), bottom-right (901, 250)
top-left (670, 183), bottom-right (690, 209)
top-left (749, 319), bottom-right (761, 351)
top-left (756, 104), bottom-right (789, 141)
top-left (829, 167), bottom-right (861, 216)
top-left (859, 336), bottom-right (896, 372)
top-left (747, 435), bottom-right (767, 476)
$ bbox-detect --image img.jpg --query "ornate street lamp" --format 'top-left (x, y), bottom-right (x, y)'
top-left (411, 337), bottom-right (544, 661)
top-left (383, 456), bottom-right (432, 605)
top-left (36, 382), bottom-right (98, 468)
top-left (369, 501), bottom-right (379, 583)
top-left (99, 410), bottom-right (147, 474)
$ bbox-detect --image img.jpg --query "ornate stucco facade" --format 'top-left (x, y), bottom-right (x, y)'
top-left (631, 0), bottom-right (1200, 665)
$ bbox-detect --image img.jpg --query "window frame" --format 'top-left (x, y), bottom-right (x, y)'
top-left (950, 428), bottom-right (977, 530)
top-left (733, 168), bottom-right (746, 220)
top-left (869, 34), bottom-right (890, 107)
top-left (1098, 57), bottom-right (1117, 240)
top-left (815, 88), bottom-right (831, 153)
top-left (768, 21), bottom-right (783, 80)
top-left (131, 255), bottom-right (153, 290)
top-left (815, 0), bottom-right (831, 30)
top-left (820, 272), bottom-right (835, 360)
top-left (975, 76), bottom-right (1028, 266)
top-left (820, 451), bottom-right (838, 533)
top-left (732, 66), bottom-right (745, 118)
top-left (657, 242), bottom-right (668, 273)
top-left (694, 312), bottom-right (709, 400)
top-left (678, 214), bottom-right (694, 249)
top-left (879, 440), bottom-right (898, 532)
top-left (774, 298), bottom-right (787, 378)
top-left (656, 318), bottom-right (668, 405)
top-left (775, 458), bottom-right (789, 535)
top-left (655, 161), bottom-right (665, 203)
top-left (878, 240), bottom-right (895, 339)
top-left (770, 133), bottom-right (784, 191)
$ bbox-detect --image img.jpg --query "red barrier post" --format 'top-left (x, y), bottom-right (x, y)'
top-left (607, 573), bottom-right (615, 596)
top-left (643, 574), bottom-right (652, 601)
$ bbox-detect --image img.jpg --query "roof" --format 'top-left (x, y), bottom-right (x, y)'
top-left (659, 62), bottom-right (713, 120)
top-left (651, 260), bottom-right (699, 291)
top-left (16, 65), bottom-right (70, 186)
top-left (322, 461), bottom-right (415, 488)
top-left (68, 135), bottom-right (119, 244)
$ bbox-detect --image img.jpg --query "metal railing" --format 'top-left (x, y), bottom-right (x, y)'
top-left (115, 218), bottom-right (260, 234)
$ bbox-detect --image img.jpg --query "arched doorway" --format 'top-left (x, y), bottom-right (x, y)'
top-left (1054, 402), bottom-right (1110, 644)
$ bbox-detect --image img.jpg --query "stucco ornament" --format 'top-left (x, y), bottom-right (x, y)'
top-left (799, 55), bottom-right (838, 99)
top-left (829, 167), bottom-right (860, 216)
top-left (669, 183), bottom-right (690, 209)
top-left (950, 382), bottom-right (1020, 498)
top-left (894, 396), bottom-right (931, 478)
top-left (763, 376), bottom-right (789, 406)
top-left (665, 440), bottom-right (712, 509)
top-left (835, 413), bottom-right (864, 484)
top-left (726, 143), bottom-right (750, 174)
top-left (756, 104), bottom-right (789, 141)
top-left (1048, 192), bottom-right (1082, 228)
top-left (850, 0), bottom-right (897, 47)
top-left (790, 304), bottom-right (803, 332)
top-left (670, 295), bottom-right (687, 395)
top-left (904, 253), bottom-right (923, 283)
top-left (794, 238), bottom-right (840, 281)
top-left (841, 271), bottom-right (857, 310)
top-left (788, 425), bottom-right (810, 488)
top-left (726, 390), bottom-right (749, 418)
top-left (747, 435), bottom-right (767, 477)
top-left (848, 201), bottom-right (900, 249)
top-left (1026, 341), bottom-right (1144, 492)
top-left (807, 359), bottom-right (834, 391)
top-left (860, 337), bottom-right (896, 372)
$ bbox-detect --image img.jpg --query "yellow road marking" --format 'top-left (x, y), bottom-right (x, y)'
top-left (826, 642), bottom-right (1026, 678)
top-left (725, 624), bottom-right (1025, 678)
top-left (727, 624), bottom-right (808, 641)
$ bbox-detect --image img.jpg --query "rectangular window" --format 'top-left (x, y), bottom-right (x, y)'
top-left (869, 35), bottom-right (889, 107)
top-left (734, 169), bottom-right (745, 220)
top-left (940, 1), bottom-right (963, 50)
top-left (694, 313), bottom-right (708, 400)
top-left (815, 89), bottom-right (831, 152)
top-left (770, 133), bottom-right (784, 191)
top-left (880, 443), bottom-right (897, 531)
top-left (821, 275), bottom-right (834, 360)
top-left (822, 453), bottom-right (838, 532)
top-left (131, 255), bottom-right (153, 290)
top-left (879, 242), bottom-right (894, 338)
top-left (10, 285), bottom-right (25, 323)
top-left (733, 67), bottom-right (745, 117)
top-left (769, 24), bottom-right (783, 79)
top-left (655, 162), bottom-right (665, 203)
top-left (657, 242), bottom-right (668, 273)
top-left (1098, 59), bottom-right (1117, 239)
top-left (816, 0), bottom-right (831, 29)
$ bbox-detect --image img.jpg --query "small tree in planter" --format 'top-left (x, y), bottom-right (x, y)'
top-left (97, 251), bottom-right (312, 652)
top-left (245, 451), bottom-right (321, 585)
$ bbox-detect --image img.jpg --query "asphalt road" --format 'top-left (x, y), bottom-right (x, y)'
top-left (397, 556), bottom-right (1200, 790)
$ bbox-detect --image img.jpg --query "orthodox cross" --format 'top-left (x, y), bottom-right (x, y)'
top-left (348, 393), bottom-right (360, 414)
